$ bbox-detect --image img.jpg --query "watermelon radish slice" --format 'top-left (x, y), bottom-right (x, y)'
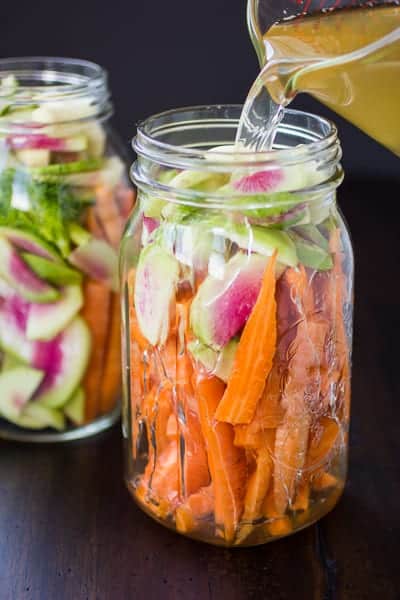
top-left (0, 237), bottom-right (60, 304)
top-left (233, 169), bottom-right (284, 193)
top-left (26, 285), bottom-right (83, 341)
top-left (0, 295), bottom-right (91, 408)
top-left (0, 294), bottom-right (33, 362)
top-left (190, 252), bottom-right (270, 349)
top-left (68, 238), bottom-right (119, 292)
top-left (0, 227), bottom-right (60, 261)
top-left (21, 253), bottom-right (82, 286)
top-left (134, 243), bottom-right (180, 346)
top-left (0, 367), bottom-right (44, 421)
top-left (0, 277), bottom-right (14, 299)
top-left (7, 134), bottom-right (87, 152)
top-left (34, 317), bottom-right (91, 408)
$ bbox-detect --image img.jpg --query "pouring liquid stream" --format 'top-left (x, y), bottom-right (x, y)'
top-left (237, 4), bottom-right (400, 155)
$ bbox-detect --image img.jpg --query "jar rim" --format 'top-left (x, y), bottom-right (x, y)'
top-left (0, 56), bottom-right (112, 126)
top-left (133, 104), bottom-right (340, 170)
top-left (132, 105), bottom-right (343, 208)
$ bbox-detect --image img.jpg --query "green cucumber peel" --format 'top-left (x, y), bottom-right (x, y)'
top-left (31, 158), bottom-right (103, 177)
top-left (21, 253), bottom-right (82, 285)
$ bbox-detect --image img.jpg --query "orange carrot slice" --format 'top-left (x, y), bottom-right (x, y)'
top-left (175, 484), bottom-right (214, 534)
top-left (273, 413), bottom-right (311, 515)
top-left (215, 252), bottom-right (278, 425)
top-left (196, 376), bottom-right (247, 543)
top-left (100, 293), bottom-right (122, 415)
top-left (95, 185), bottom-right (124, 248)
top-left (86, 206), bottom-right (107, 240)
top-left (238, 429), bottom-right (275, 536)
top-left (292, 481), bottom-right (310, 512)
top-left (81, 280), bottom-right (111, 422)
top-left (138, 440), bottom-right (180, 518)
top-left (263, 491), bottom-right (293, 537)
top-left (307, 417), bottom-right (341, 470)
top-left (115, 185), bottom-right (135, 219)
top-left (313, 471), bottom-right (339, 492)
top-left (330, 228), bottom-right (352, 421)
top-left (176, 303), bottom-right (210, 497)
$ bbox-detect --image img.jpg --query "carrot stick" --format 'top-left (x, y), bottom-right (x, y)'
top-left (115, 185), bottom-right (135, 219)
top-left (175, 484), bottom-right (214, 534)
top-left (235, 429), bottom-right (275, 544)
top-left (86, 206), bottom-right (107, 240)
top-left (234, 382), bottom-right (285, 447)
top-left (176, 303), bottom-right (210, 497)
top-left (196, 376), bottom-right (247, 543)
top-left (136, 440), bottom-right (180, 519)
top-left (330, 228), bottom-right (352, 422)
top-left (100, 293), bottom-right (122, 415)
top-left (272, 265), bottom-right (330, 514)
top-left (81, 280), bottom-right (111, 422)
top-left (292, 481), bottom-right (310, 512)
top-left (307, 417), bottom-right (341, 470)
top-left (95, 184), bottom-right (125, 248)
top-left (273, 413), bottom-right (311, 515)
top-left (313, 471), bottom-right (339, 492)
top-left (263, 491), bottom-right (293, 537)
top-left (215, 251), bottom-right (278, 425)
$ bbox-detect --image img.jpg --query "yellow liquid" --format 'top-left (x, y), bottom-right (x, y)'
top-left (262, 6), bottom-right (400, 155)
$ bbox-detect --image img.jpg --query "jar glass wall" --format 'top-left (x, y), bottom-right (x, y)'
top-left (122, 105), bottom-right (353, 546)
top-left (0, 57), bottom-right (135, 442)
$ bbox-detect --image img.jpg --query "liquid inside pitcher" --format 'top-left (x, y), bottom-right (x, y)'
top-left (242, 0), bottom-right (400, 154)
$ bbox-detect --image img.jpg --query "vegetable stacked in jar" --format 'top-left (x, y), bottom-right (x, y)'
top-left (0, 64), bottom-right (134, 438)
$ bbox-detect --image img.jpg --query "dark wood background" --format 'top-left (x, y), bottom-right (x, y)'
top-left (1, 179), bottom-right (399, 600)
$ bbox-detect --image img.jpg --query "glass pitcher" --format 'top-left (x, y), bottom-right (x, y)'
top-left (246, 0), bottom-right (400, 155)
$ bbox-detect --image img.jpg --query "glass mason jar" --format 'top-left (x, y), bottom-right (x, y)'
top-left (0, 58), bottom-right (135, 442)
top-left (122, 105), bottom-right (353, 547)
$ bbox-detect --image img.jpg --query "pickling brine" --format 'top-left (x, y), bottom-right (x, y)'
top-left (122, 106), bottom-right (353, 546)
top-left (245, 3), bottom-right (400, 154)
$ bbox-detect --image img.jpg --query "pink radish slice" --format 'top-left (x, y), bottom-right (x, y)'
top-left (143, 216), bottom-right (159, 236)
top-left (233, 169), bottom-right (284, 193)
top-left (7, 134), bottom-right (67, 151)
top-left (68, 238), bottom-right (118, 291)
top-left (190, 253), bottom-right (268, 348)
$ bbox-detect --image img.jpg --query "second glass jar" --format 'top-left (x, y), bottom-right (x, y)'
top-left (0, 58), bottom-right (134, 441)
top-left (122, 105), bottom-right (353, 546)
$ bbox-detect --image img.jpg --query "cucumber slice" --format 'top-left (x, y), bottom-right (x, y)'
top-left (188, 339), bottom-right (238, 383)
top-left (64, 387), bottom-right (85, 425)
top-left (31, 158), bottom-right (103, 177)
top-left (220, 224), bottom-right (298, 267)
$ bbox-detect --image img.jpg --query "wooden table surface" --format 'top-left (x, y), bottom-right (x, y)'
top-left (1, 180), bottom-right (399, 600)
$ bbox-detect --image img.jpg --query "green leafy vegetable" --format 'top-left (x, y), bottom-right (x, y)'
top-left (0, 169), bottom-right (94, 257)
